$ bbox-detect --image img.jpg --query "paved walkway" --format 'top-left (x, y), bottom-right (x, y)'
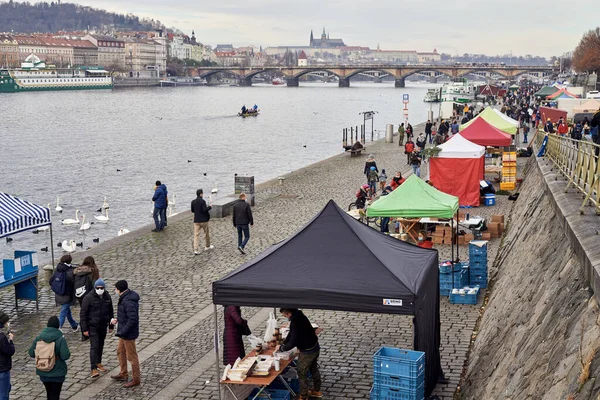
top-left (1, 129), bottom-right (514, 399)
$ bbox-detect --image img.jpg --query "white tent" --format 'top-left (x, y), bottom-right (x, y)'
top-left (573, 99), bottom-right (600, 114)
top-left (437, 133), bottom-right (486, 158)
top-left (492, 108), bottom-right (519, 127)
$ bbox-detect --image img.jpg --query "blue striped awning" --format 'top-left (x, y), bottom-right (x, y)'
top-left (0, 192), bottom-right (51, 238)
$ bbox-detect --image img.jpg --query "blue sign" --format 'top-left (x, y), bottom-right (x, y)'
top-left (403, 94), bottom-right (409, 102)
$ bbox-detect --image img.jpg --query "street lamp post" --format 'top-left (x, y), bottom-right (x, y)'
top-left (129, 49), bottom-right (133, 78)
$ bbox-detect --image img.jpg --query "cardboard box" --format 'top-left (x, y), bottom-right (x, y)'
top-left (432, 236), bottom-right (444, 244)
top-left (489, 230), bottom-right (500, 238)
top-left (499, 223), bottom-right (505, 232)
top-left (457, 235), bottom-right (465, 245)
top-left (464, 234), bottom-right (475, 242)
top-left (481, 232), bottom-right (492, 240)
top-left (488, 222), bottom-right (500, 231)
top-left (491, 215), bottom-right (504, 223)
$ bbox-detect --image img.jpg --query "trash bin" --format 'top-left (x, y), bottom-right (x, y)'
top-left (385, 124), bottom-right (394, 143)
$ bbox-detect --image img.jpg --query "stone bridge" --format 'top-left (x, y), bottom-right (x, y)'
top-left (196, 64), bottom-right (557, 87)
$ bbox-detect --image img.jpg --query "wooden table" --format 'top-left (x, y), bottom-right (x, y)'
top-left (396, 218), bottom-right (421, 244)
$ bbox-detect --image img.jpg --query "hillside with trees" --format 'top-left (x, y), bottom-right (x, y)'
top-left (572, 27), bottom-right (600, 73)
top-left (0, 1), bottom-right (163, 33)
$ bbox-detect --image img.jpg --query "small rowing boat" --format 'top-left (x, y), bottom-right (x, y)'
top-left (238, 111), bottom-right (259, 117)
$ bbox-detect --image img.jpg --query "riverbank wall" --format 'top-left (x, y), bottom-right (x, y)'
top-left (460, 153), bottom-right (600, 398)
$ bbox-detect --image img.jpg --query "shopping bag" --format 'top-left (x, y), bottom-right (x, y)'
top-left (247, 335), bottom-right (262, 348)
top-left (263, 312), bottom-right (278, 343)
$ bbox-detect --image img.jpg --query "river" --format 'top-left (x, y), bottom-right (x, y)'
top-left (0, 81), bottom-right (444, 262)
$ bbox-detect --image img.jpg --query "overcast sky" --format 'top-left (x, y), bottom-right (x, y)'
top-left (77, 0), bottom-right (596, 57)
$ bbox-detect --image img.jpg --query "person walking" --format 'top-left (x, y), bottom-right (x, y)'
top-left (28, 316), bottom-right (70, 400)
top-left (151, 180), bottom-right (168, 232)
top-left (363, 154), bottom-right (378, 182)
top-left (232, 193), bottom-right (254, 255)
top-left (223, 306), bottom-right (251, 366)
top-left (111, 280), bottom-right (141, 388)
top-left (80, 279), bottom-right (114, 379)
top-left (424, 120), bottom-right (432, 144)
top-left (73, 256), bottom-right (100, 306)
top-left (50, 255), bottom-right (79, 332)
top-left (0, 312), bottom-right (14, 400)
top-left (191, 189), bottom-right (214, 255)
top-left (397, 123), bottom-right (405, 146)
top-left (410, 149), bottom-right (422, 178)
top-left (404, 139), bottom-right (415, 165)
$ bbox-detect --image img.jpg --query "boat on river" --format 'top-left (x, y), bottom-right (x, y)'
top-left (0, 54), bottom-right (113, 93)
top-left (441, 81), bottom-right (476, 103)
top-left (238, 111), bottom-right (259, 118)
top-left (423, 88), bottom-right (441, 102)
top-left (272, 78), bottom-right (285, 85)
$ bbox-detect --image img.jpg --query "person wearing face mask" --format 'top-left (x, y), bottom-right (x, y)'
top-left (0, 312), bottom-right (14, 400)
top-left (80, 279), bottom-right (114, 379)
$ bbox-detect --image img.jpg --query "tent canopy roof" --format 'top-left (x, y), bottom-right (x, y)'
top-left (460, 107), bottom-right (518, 135)
top-left (573, 99), bottom-right (600, 113)
top-left (437, 133), bottom-right (486, 158)
top-left (535, 86), bottom-right (560, 97)
top-left (547, 88), bottom-right (578, 99)
top-left (0, 192), bottom-right (51, 238)
top-left (213, 199), bottom-right (438, 313)
top-left (492, 108), bottom-right (519, 126)
top-left (366, 175), bottom-right (459, 218)
top-left (458, 116), bottom-right (513, 147)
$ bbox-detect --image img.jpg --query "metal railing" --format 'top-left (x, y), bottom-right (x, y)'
top-left (536, 133), bottom-right (600, 215)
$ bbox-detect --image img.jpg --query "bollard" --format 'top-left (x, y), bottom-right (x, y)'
top-left (385, 124), bottom-right (394, 143)
top-left (278, 177), bottom-right (285, 185)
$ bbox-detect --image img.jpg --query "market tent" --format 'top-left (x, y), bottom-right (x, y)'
top-left (492, 108), bottom-right (519, 127)
top-left (478, 84), bottom-right (501, 96)
top-left (508, 84), bottom-right (520, 91)
top-left (573, 99), bottom-right (600, 113)
top-left (367, 175), bottom-right (459, 218)
top-left (429, 134), bottom-right (485, 206)
top-left (459, 116), bottom-right (513, 147)
top-left (0, 192), bottom-right (51, 238)
top-left (547, 88), bottom-right (579, 100)
top-left (534, 86), bottom-right (559, 97)
top-left (460, 106), bottom-right (518, 135)
top-left (539, 106), bottom-right (567, 123)
top-left (213, 200), bottom-right (444, 397)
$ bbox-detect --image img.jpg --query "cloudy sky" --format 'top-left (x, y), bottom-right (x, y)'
top-left (78, 0), bottom-right (595, 57)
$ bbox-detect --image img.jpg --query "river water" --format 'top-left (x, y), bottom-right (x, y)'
top-left (1, 81), bottom-right (443, 262)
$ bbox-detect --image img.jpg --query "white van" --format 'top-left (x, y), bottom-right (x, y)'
top-left (586, 90), bottom-right (600, 99)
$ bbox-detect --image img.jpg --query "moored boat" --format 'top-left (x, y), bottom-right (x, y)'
top-left (423, 88), bottom-right (441, 102)
top-left (272, 77), bottom-right (285, 85)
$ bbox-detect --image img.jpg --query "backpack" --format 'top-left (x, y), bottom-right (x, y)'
top-left (50, 270), bottom-right (67, 296)
top-left (74, 274), bottom-right (93, 302)
top-left (35, 340), bottom-right (57, 372)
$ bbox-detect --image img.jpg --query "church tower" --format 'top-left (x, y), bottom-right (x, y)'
top-left (310, 29), bottom-right (314, 46)
top-left (321, 27), bottom-right (326, 46)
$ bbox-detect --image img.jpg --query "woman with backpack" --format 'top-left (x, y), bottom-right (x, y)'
top-left (73, 257), bottom-right (100, 306)
top-left (50, 255), bottom-right (78, 332)
top-left (28, 316), bottom-right (71, 400)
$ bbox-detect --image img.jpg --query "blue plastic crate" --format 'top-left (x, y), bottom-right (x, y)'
top-left (469, 255), bottom-right (488, 263)
top-left (483, 194), bottom-right (496, 206)
top-left (439, 269), bottom-right (466, 283)
top-left (373, 371), bottom-right (424, 391)
top-left (449, 286), bottom-right (480, 304)
top-left (373, 347), bottom-right (425, 379)
top-left (468, 242), bottom-right (488, 257)
top-left (469, 260), bottom-right (488, 269)
top-left (439, 262), bottom-right (462, 274)
top-left (250, 388), bottom-right (291, 400)
top-left (371, 383), bottom-right (425, 400)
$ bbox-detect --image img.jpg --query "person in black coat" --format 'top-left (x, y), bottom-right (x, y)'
top-left (80, 278), bottom-right (114, 378)
top-left (0, 312), bottom-right (15, 400)
top-left (111, 280), bottom-right (141, 387)
top-left (191, 188), bottom-right (214, 255)
top-left (51, 255), bottom-right (79, 332)
top-left (363, 154), bottom-right (378, 183)
top-left (232, 193), bottom-right (254, 255)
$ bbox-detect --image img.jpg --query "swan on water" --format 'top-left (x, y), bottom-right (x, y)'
top-left (118, 228), bottom-right (130, 236)
top-left (55, 197), bottom-right (63, 213)
top-left (79, 215), bottom-right (91, 231)
top-left (102, 196), bottom-right (109, 210)
top-left (94, 209), bottom-right (109, 223)
top-left (61, 240), bottom-right (76, 253)
top-left (211, 182), bottom-right (218, 194)
top-left (61, 210), bottom-right (80, 225)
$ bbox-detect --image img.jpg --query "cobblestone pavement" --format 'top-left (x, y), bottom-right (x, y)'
top-left (1, 126), bottom-right (520, 399)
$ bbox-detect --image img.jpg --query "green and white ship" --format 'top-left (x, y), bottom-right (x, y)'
top-left (0, 54), bottom-right (113, 93)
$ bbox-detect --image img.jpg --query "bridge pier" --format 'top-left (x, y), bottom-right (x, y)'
top-left (338, 78), bottom-right (350, 87)
top-left (239, 76), bottom-right (252, 87)
top-left (395, 77), bottom-right (405, 88)
top-left (286, 77), bottom-right (299, 87)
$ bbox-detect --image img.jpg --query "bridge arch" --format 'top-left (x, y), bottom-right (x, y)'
top-left (399, 69), bottom-right (454, 80)
top-left (292, 68), bottom-right (341, 79)
top-left (197, 69), bottom-right (245, 79)
top-left (456, 69), bottom-right (509, 78)
top-left (344, 68), bottom-right (398, 79)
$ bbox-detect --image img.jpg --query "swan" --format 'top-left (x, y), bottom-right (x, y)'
top-left (61, 210), bottom-right (80, 225)
top-left (55, 197), bottom-right (63, 213)
top-left (118, 228), bottom-right (130, 236)
top-left (94, 209), bottom-right (109, 223)
top-left (102, 196), bottom-right (109, 210)
top-left (79, 215), bottom-right (91, 231)
top-left (61, 240), bottom-right (76, 253)
top-left (211, 182), bottom-right (219, 194)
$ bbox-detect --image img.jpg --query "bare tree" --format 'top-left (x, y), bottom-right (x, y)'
top-left (572, 27), bottom-right (600, 73)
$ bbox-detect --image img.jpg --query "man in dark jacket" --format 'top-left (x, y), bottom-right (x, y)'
top-left (80, 278), bottom-right (114, 378)
top-left (232, 193), bottom-right (254, 255)
top-left (51, 255), bottom-right (79, 332)
top-left (424, 120), bottom-right (432, 144)
top-left (278, 309), bottom-right (322, 399)
top-left (191, 188), bottom-right (214, 255)
top-left (111, 280), bottom-right (141, 388)
top-left (151, 180), bottom-right (168, 232)
top-left (0, 312), bottom-right (14, 400)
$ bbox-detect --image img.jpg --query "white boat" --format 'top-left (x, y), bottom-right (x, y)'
top-left (423, 88), bottom-right (441, 103)
top-left (441, 81), bottom-right (476, 103)
top-left (272, 78), bottom-right (285, 85)
top-left (586, 90), bottom-right (600, 99)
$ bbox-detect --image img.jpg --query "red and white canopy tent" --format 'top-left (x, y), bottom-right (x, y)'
top-left (458, 117), bottom-right (512, 147)
top-left (429, 134), bottom-right (486, 206)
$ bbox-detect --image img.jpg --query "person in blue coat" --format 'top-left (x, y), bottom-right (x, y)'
top-left (151, 181), bottom-right (168, 232)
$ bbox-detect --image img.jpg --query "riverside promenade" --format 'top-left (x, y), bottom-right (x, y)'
top-left (1, 126), bottom-right (514, 399)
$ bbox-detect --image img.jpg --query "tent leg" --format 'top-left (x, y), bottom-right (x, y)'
top-left (214, 304), bottom-right (222, 400)
top-left (49, 225), bottom-right (55, 269)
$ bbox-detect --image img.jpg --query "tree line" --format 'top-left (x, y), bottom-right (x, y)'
top-left (572, 27), bottom-right (600, 74)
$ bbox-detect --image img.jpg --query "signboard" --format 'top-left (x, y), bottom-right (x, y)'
top-left (234, 176), bottom-right (255, 206)
top-left (364, 112), bottom-right (374, 120)
top-left (402, 94), bottom-right (409, 103)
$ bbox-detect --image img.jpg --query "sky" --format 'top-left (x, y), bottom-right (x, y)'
top-left (75, 0), bottom-right (597, 57)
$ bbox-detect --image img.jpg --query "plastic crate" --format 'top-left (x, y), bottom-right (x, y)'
top-left (250, 388), bottom-right (291, 400)
top-left (470, 274), bottom-right (488, 288)
top-left (373, 371), bottom-right (424, 391)
top-left (469, 242), bottom-right (488, 256)
top-left (500, 182), bottom-right (516, 191)
top-left (439, 261), bottom-right (462, 274)
top-left (449, 286), bottom-right (480, 304)
top-left (373, 347), bottom-right (425, 379)
top-left (371, 383), bottom-right (425, 400)
top-left (469, 261), bottom-right (488, 272)
top-left (483, 194), bottom-right (496, 206)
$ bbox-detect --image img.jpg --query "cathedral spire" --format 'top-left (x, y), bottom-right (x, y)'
top-left (310, 29), bottom-right (314, 45)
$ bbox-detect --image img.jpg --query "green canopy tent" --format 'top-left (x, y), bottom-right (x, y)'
top-left (534, 85), bottom-right (559, 98)
top-left (459, 106), bottom-right (518, 135)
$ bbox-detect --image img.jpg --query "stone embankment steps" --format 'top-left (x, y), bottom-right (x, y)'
top-left (459, 156), bottom-right (600, 399)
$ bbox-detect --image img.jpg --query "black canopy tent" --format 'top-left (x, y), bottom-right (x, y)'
top-left (213, 200), bottom-right (444, 397)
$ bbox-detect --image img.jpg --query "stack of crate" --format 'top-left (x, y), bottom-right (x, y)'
top-left (371, 347), bottom-right (425, 400)
top-left (439, 262), bottom-right (468, 296)
top-left (500, 151), bottom-right (517, 191)
top-left (468, 241), bottom-right (488, 288)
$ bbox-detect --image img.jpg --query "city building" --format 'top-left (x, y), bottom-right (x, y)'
top-left (37, 37), bottom-right (74, 67)
top-left (0, 34), bottom-right (19, 67)
top-left (309, 28), bottom-right (345, 48)
top-left (417, 49), bottom-right (441, 63)
top-left (124, 37), bottom-right (161, 77)
top-left (14, 36), bottom-right (46, 63)
top-left (370, 49), bottom-right (419, 64)
top-left (68, 39), bottom-right (98, 67)
top-left (167, 34), bottom-right (192, 60)
top-left (84, 34), bottom-right (125, 69)
top-left (298, 50), bottom-right (308, 66)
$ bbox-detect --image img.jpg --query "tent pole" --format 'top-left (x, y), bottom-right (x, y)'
top-left (49, 225), bottom-right (55, 269)
top-left (214, 304), bottom-right (222, 400)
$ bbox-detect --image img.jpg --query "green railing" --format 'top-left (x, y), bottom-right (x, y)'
top-left (535, 132), bottom-right (600, 215)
